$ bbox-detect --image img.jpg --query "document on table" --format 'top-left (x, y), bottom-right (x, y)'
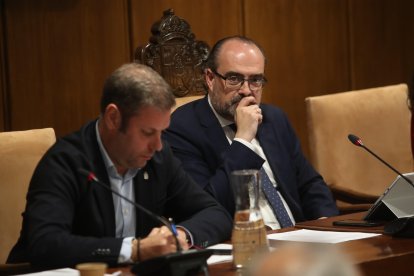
top-left (267, 229), bottom-right (381, 243)
top-left (206, 243), bottom-right (233, 265)
top-left (14, 268), bottom-right (120, 276)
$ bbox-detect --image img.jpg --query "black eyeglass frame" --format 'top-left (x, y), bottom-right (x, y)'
top-left (212, 69), bottom-right (267, 91)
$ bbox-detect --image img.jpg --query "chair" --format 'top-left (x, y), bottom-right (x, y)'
top-left (0, 128), bottom-right (56, 273)
top-left (134, 9), bottom-right (209, 110)
top-left (306, 84), bottom-right (413, 213)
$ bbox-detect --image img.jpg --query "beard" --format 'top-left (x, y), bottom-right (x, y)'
top-left (210, 93), bottom-right (243, 121)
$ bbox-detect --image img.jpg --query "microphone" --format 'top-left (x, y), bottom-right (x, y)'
top-left (348, 135), bottom-right (414, 237)
top-left (77, 168), bottom-right (213, 276)
top-left (77, 168), bottom-right (182, 251)
top-left (347, 134), bottom-right (414, 188)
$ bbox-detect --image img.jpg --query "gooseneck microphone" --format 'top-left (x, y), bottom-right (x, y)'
top-left (77, 168), bottom-right (182, 251)
top-left (77, 168), bottom-right (213, 276)
top-left (347, 134), bottom-right (414, 188)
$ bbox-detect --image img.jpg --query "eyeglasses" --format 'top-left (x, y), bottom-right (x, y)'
top-left (212, 70), bottom-right (267, 91)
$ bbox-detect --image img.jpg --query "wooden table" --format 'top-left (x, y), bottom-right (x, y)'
top-left (294, 212), bottom-right (414, 276)
top-left (108, 212), bottom-right (414, 276)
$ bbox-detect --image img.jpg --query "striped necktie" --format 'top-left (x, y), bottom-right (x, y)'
top-left (228, 123), bottom-right (294, 228)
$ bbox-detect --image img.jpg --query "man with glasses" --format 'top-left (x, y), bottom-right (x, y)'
top-left (163, 36), bottom-right (338, 229)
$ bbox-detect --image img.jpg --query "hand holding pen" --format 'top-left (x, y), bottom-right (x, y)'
top-left (168, 217), bottom-right (184, 251)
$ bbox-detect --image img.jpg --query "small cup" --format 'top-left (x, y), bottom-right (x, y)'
top-left (76, 262), bottom-right (107, 276)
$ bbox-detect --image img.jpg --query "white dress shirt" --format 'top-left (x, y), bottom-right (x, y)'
top-left (95, 120), bottom-right (138, 263)
top-left (208, 96), bottom-right (295, 229)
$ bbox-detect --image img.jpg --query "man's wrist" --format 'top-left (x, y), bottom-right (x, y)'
top-left (177, 226), bottom-right (194, 247)
top-left (131, 238), bottom-right (141, 262)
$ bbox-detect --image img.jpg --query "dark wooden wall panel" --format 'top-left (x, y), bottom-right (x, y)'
top-left (1, 0), bottom-right (413, 155)
top-left (245, 0), bottom-right (350, 156)
top-left (0, 4), bottom-right (5, 132)
top-left (4, 0), bottom-right (131, 137)
top-left (349, 0), bottom-right (414, 90)
top-left (130, 0), bottom-right (243, 54)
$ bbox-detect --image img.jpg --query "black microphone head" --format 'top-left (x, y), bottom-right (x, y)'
top-left (348, 134), bottom-right (364, 146)
top-left (77, 168), bottom-right (98, 182)
top-left (77, 168), bottom-right (90, 177)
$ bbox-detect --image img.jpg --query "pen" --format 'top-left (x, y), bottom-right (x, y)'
top-left (168, 217), bottom-right (178, 236)
top-left (168, 217), bottom-right (183, 251)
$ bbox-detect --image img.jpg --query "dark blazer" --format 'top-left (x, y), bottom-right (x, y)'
top-left (7, 120), bottom-right (232, 269)
top-left (164, 96), bottom-right (338, 222)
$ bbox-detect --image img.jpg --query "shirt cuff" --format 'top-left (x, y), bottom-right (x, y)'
top-left (118, 236), bottom-right (134, 263)
top-left (234, 138), bottom-right (255, 151)
top-left (176, 225), bottom-right (194, 247)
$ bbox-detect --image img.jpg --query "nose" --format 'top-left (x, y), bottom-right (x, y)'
top-left (150, 133), bottom-right (163, 152)
top-left (238, 81), bottom-right (252, 96)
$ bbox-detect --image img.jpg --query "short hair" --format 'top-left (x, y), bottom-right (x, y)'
top-left (100, 63), bottom-right (175, 130)
top-left (204, 36), bottom-right (267, 71)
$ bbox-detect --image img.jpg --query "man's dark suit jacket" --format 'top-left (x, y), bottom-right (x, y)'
top-left (164, 96), bottom-right (338, 222)
top-left (7, 120), bottom-right (232, 269)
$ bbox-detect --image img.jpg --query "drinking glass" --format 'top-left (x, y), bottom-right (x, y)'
top-left (230, 169), bottom-right (269, 269)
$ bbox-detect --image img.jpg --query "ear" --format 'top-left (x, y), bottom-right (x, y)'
top-left (205, 69), bottom-right (215, 92)
top-left (103, 104), bottom-right (121, 131)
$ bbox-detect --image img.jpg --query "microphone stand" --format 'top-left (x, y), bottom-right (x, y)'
top-left (78, 168), bottom-right (182, 251)
top-left (78, 169), bottom-right (213, 276)
top-left (347, 135), bottom-right (414, 232)
top-left (347, 134), bottom-right (414, 188)
top-left (360, 145), bottom-right (414, 188)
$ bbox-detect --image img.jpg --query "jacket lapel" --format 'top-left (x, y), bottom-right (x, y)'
top-left (257, 119), bottom-right (283, 186)
top-left (85, 121), bottom-right (116, 237)
top-left (197, 97), bottom-right (231, 155)
top-left (256, 114), bottom-right (302, 216)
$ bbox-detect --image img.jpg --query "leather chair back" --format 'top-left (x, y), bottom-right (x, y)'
top-left (0, 128), bottom-right (56, 263)
top-left (306, 84), bottom-right (413, 210)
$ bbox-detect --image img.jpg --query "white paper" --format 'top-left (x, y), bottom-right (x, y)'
top-left (206, 243), bottom-right (233, 265)
top-left (207, 243), bottom-right (232, 250)
top-left (14, 267), bottom-right (116, 276)
top-left (267, 229), bottom-right (381, 244)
